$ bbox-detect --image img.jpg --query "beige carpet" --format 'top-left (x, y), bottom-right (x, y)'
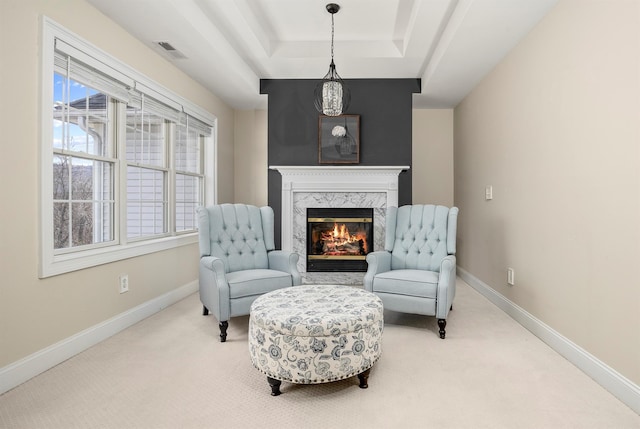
top-left (1, 279), bottom-right (638, 429)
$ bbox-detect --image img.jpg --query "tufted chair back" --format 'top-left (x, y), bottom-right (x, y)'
top-left (197, 204), bottom-right (275, 273)
top-left (385, 205), bottom-right (458, 272)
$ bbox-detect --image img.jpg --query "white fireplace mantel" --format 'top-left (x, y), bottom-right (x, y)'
top-left (270, 165), bottom-right (410, 252)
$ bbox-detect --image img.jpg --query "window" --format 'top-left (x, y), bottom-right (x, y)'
top-left (53, 74), bottom-right (116, 250)
top-left (41, 18), bottom-right (216, 277)
top-left (175, 119), bottom-right (205, 232)
top-left (124, 98), bottom-right (169, 239)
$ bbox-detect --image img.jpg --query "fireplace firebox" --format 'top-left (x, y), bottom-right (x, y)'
top-left (306, 207), bottom-right (373, 272)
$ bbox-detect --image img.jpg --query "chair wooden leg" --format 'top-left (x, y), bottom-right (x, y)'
top-left (219, 321), bottom-right (228, 342)
top-left (202, 305), bottom-right (209, 316)
top-left (437, 319), bottom-right (446, 339)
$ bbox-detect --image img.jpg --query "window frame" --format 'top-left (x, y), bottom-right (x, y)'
top-left (40, 17), bottom-right (217, 278)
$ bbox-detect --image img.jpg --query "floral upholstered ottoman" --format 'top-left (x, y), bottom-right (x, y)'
top-left (249, 284), bottom-right (384, 396)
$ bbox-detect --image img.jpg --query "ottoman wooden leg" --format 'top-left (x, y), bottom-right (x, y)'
top-left (357, 368), bottom-right (371, 389)
top-left (267, 377), bottom-right (282, 396)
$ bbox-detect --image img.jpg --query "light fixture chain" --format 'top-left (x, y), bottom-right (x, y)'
top-left (331, 13), bottom-right (335, 61)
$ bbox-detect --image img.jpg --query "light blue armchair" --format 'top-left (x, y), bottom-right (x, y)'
top-left (197, 204), bottom-right (302, 342)
top-left (364, 205), bottom-right (459, 339)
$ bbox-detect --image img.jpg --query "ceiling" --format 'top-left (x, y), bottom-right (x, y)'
top-left (86, 0), bottom-right (558, 110)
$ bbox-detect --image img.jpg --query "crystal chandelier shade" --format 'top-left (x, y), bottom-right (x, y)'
top-left (314, 3), bottom-right (350, 116)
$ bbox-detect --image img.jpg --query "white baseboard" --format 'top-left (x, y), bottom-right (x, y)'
top-left (457, 267), bottom-right (640, 415)
top-left (0, 281), bottom-right (198, 395)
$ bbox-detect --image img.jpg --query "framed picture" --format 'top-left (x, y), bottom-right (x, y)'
top-left (318, 115), bottom-right (360, 164)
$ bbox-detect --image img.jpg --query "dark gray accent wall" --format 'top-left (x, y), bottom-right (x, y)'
top-left (261, 78), bottom-right (420, 247)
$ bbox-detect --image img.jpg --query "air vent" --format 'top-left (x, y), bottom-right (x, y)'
top-left (155, 41), bottom-right (188, 60)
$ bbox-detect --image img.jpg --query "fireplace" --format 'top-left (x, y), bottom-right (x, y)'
top-left (306, 208), bottom-right (373, 272)
top-left (270, 165), bottom-right (408, 284)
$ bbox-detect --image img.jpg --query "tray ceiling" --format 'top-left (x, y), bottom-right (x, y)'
top-left (87, 0), bottom-right (558, 109)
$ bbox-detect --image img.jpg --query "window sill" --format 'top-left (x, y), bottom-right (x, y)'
top-left (39, 233), bottom-right (198, 278)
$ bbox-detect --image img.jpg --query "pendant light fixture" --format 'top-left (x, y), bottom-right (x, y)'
top-left (314, 3), bottom-right (350, 116)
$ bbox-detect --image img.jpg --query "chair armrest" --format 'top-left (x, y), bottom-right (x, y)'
top-left (268, 250), bottom-right (302, 285)
top-left (436, 255), bottom-right (457, 319)
top-left (200, 256), bottom-right (226, 275)
top-left (363, 251), bottom-right (391, 292)
top-left (199, 256), bottom-right (230, 321)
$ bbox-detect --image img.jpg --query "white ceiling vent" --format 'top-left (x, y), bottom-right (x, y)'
top-left (155, 41), bottom-right (188, 60)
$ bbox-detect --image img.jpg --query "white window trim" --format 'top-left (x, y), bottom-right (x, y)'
top-left (40, 17), bottom-right (217, 278)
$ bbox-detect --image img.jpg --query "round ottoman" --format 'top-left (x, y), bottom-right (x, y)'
top-left (249, 284), bottom-right (384, 396)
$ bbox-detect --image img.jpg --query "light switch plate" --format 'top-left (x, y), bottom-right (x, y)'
top-left (485, 185), bottom-right (493, 200)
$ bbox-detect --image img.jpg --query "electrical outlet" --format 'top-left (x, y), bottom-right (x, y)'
top-left (119, 274), bottom-right (129, 293)
top-left (507, 268), bottom-right (515, 286)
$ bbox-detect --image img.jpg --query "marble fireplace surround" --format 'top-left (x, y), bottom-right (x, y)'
top-left (270, 165), bottom-right (410, 285)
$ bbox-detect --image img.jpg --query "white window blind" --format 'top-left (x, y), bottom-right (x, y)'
top-left (180, 113), bottom-right (212, 137)
top-left (54, 39), bottom-right (132, 103)
top-left (54, 38), bottom-right (214, 131)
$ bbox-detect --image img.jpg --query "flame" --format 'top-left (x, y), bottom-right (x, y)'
top-left (318, 223), bottom-right (368, 255)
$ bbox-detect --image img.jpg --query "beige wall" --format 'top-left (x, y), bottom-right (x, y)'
top-left (0, 0), bottom-right (234, 367)
top-left (454, 0), bottom-right (640, 385)
top-left (234, 110), bottom-right (268, 206)
top-left (412, 109), bottom-right (454, 207)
